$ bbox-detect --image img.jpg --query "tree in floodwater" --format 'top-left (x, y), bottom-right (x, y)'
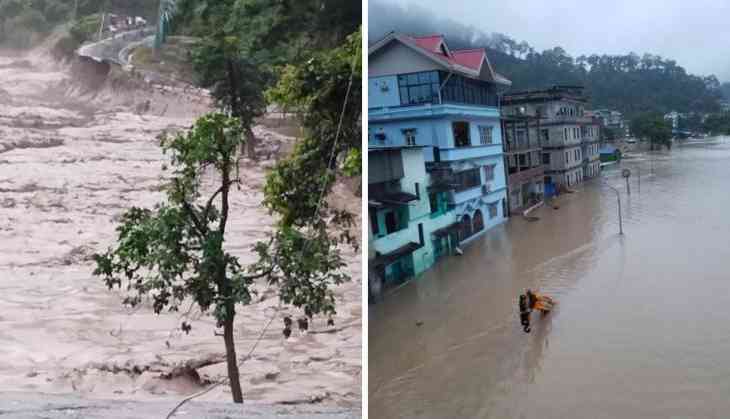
top-left (192, 35), bottom-right (268, 160)
top-left (630, 113), bottom-right (673, 150)
top-left (93, 113), bottom-right (348, 403)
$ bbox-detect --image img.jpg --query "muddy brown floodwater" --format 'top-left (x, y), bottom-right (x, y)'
top-left (0, 48), bottom-right (360, 407)
top-left (370, 138), bottom-right (730, 419)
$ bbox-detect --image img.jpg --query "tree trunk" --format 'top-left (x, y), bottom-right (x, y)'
top-left (218, 159), bottom-right (242, 402)
top-left (224, 311), bottom-right (243, 403)
top-left (245, 127), bottom-right (257, 160)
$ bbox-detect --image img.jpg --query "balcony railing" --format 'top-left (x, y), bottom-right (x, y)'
top-left (504, 140), bottom-right (540, 153)
top-left (543, 115), bottom-right (594, 124)
top-left (508, 165), bottom-right (544, 187)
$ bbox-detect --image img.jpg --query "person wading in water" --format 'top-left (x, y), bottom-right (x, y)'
top-left (520, 289), bottom-right (556, 333)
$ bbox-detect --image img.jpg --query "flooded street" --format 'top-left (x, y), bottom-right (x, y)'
top-left (370, 139), bottom-right (730, 418)
top-left (0, 48), bottom-right (360, 407)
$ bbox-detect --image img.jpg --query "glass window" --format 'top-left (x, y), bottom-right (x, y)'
top-left (453, 121), bottom-right (471, 147)
top-left (541, 129), bottom-right (549, 143)
top-left (370, 211), bottom-right (379, 235)
top-left (398, 71), bottom-right (440, 106)
top-left (542, 153), bottom-right (550, 165)
top-left (488, 202), bottom-right (499, 219)
top-left (402, 128), bottom-right (417, 146)
top-left (430, 192), bottom-right (439, 214)
top-left (484, 164), bottom-right (495, 181)
top-left (479, 126), bottom-right (493, 145)
top-left (455, 168), bottom-right (481, 192)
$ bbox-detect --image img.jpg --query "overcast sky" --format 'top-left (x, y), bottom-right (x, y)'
top-left (380, 0), bottom-right (730, 81)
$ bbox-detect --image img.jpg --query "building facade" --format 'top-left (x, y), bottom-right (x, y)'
top-left (501, 86), bottom-right (601, 191)
top-left (501, 113), bottom-right (544, 215)
top-left (368, 32), bottom-right (511, 284)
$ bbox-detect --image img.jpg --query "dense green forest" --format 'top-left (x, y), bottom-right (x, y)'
top-left (0, 0), bottom-right (159, 47)
top-left (720, 82), bottom-right (730, 100)
top-left (369, 1), bottom-right (723, 118)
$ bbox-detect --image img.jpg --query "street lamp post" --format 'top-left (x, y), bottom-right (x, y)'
top-left (604, 181), bottom-right (623, 235)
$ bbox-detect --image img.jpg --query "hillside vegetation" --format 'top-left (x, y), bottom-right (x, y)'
top-left (369, 0), bottom-right (723, 118)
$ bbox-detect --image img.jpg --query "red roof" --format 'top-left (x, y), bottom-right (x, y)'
top-left (451, 49), bottom-right (485, 71)
top-left (407, 35), bottom-right (486, 72)
top-left (412, 35), bottom-right (445, 54)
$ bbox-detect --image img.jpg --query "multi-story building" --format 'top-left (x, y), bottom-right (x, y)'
top-left (594, 109), bottom-right (625, 130)
top-left (369, 146), bottom-right (435, 285)
top-left (368, 32), bottom-right (511, 284)
top-left (502, 86), bottom-right (601, 191)
top-left (501, 112), bottom-right (545, 214)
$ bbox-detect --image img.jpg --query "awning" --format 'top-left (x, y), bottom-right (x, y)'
top-left (431, 221), bottom-right (460, 237)
top-left (373, 242), bottom-right (422, 268)
top-left (369, 191), bottom-right (419, 208)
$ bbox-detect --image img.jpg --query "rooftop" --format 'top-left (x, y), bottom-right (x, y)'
top-left (370, 32), bottom-right (511, 86)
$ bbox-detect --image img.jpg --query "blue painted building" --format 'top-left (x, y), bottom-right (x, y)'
top-left (368, 33), bottom-right (512, 287)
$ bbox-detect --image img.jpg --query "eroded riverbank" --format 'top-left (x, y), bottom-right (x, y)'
top-left (0, 50), bottom-right (360, 408)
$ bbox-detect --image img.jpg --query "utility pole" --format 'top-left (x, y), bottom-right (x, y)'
top-left (73, 0), bottom-right (78, 21)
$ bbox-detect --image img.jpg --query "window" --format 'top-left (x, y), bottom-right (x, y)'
top-left (488, 202), bottom-right (499, 219)
top-left (540, 129), bottom-right (549, 143)
top-left (415, 182), bottom-right (420, 199)
top-left (565, 151), bottom-right (570, 163)
top-left (516, 130), bottom-right (526, 147)
top-left (385, 211), bottom-right (398, 234)
top-left (429, 192), bottom-right (439, 214)
top-left (453, 121), bottom-right (471, 147)
top-left (479, 126), bottom-right (493, 145)
top-left (518, 154), bottom-right (527, 167)
top-left (418, 223), bottom-right (424, 246)
top-left (484, 164), bottom-right (496, 181)
top-left (402, 128), bottom-right (417, 146)
top-left (442, 73), bottom-right (497, 106)
top-left (370, 211), bottom-right (379, 235)
top-left (564, 127), bottom-right (568, 140)
top-left (398, 71), bottom-right (440, 106)
top-left (455, 168), bottom-right (481, 192)
top-left (542, 153), bottom-right (551, 165)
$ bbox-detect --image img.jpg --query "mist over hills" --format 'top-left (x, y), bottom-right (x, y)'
top-left (369, 1), bottom-right (725, 116)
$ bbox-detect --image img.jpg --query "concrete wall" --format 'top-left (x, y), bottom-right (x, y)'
top-left (368, 75), bottom-right (400, 109)
top-left (369, 114), bottom-right (503, 163)
top-left (369, 149), bottom-right (405, 184)
top-left (369, 42), bottom-right (440, 77)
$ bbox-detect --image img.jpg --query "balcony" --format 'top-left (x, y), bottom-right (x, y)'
top-left (508, 165), bottom-right (544, 188)
top-left (439, 144), bottom-right (503, 161)
top-left (372, 225), bottom-right (419, 256)
top-left (427, 165), bottom-right (457, 192)
top-left (543, 115), bottom-right (594, 124)
top-left (504, 139), bottom-right (540, 153)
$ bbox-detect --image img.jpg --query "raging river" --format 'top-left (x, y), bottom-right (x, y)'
top-left (0, 47), bottom-right (361, 409)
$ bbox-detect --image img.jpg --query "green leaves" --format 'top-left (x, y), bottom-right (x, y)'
top-left (630, 113), bottom-right (673, 150)
top-left (252, 226), bottom-right (347, 318)
top-left (93, 113), bottom-right (247, 321)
